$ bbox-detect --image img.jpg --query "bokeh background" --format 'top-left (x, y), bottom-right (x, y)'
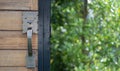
top-left (51, 0), bottom-right (120, 71)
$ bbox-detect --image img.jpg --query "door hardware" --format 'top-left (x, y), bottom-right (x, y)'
top-left (22, 12), bottom-right (38, 68)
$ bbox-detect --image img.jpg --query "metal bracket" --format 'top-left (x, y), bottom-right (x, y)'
top-left (26, 54), bottom-right (36, 68)
top-left (22, 12), bottom-right (38, 33)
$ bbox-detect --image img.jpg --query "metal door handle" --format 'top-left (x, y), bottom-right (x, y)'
top-left (27, 27), bottom-right (33, 56)
top-left (26, 26), bottom-right (35, 68)
top-left (22, 12), bottom-right (38, 68)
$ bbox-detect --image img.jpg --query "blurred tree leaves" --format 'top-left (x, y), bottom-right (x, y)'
top-left (51, 0), bottom-right (120, 71)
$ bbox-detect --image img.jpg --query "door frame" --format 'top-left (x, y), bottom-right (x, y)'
top-left (38, 0), bottom-right (51, 71)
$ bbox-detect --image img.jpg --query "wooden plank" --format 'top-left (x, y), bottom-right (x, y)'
top-left (0, 31), bottom-right (38, 49)
top-left (0, 67), bottom-right (37, 71)
top-left (0, 0), bottom-right (38, 10)
top-left (31, 0), bottom-right (38, 10)
top-left (0, 11), bottom-right (22, 30)
top-left (0, 11), bottom-right (38, 31)
top-left (0, 50), bottom-right (38, 66)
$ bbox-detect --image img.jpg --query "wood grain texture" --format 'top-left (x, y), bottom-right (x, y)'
top-left (0, 50), bottom-right (38, 66)
top-left (31, 0), bottom-right (38, 10)
top-left (0, 31), bottom-right (38, 49)
top-left (0, 11), bottom-right (38, 31)
top-left (0, 11), bottom-right (22, 30)
top-left (0, 0), bottom-right (38, 70)
top-left (0, 0), bottom-right (38, 10)
top-left (0, 67), bottom-right (37, 71)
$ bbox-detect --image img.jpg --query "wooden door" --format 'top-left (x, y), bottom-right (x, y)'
top-left (0, 0), bottom-right (38, 71)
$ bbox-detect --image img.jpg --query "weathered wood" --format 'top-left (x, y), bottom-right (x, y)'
top-left (0, 31), bottom-right (38, 49)
top-left (0, 67), bottom-right (37, 71)
top-left (31, 0), bottom-right (38, 10)
top-left (0, 0), bottom-right (38, 70)
top-left (0, 50), bottom-right (38, 66)
top-left (0, 0), bottom-right (38, 10)
top-left (0, 11), bottom-right (38, 31)
top-left (0, 11), bottom-right (22, 30)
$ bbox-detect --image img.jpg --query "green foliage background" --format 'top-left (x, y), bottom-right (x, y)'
top-left (51, 0), bottom-right (120, 71)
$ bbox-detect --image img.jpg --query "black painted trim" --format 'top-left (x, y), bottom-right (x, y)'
top-left (38, 0), bottom-right (51, 71)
